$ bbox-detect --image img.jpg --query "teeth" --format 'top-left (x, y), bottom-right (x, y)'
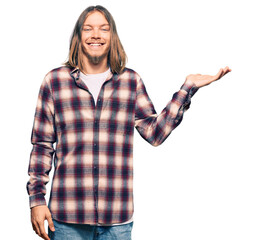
top-left (90, 44), bottom-right (101, 46)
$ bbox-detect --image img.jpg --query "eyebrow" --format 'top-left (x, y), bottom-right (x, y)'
top-left (83, 24), bottom-right (110, 27)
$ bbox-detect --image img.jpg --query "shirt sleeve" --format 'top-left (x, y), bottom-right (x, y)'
top-left (134, 76), bottom-right (198, 146)
top-left (26, 76), bottom-right (56, 208)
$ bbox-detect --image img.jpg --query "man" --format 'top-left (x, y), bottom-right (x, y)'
top-left (27, 5), bottom-right (231, 240)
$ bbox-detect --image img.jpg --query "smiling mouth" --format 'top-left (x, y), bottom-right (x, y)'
top-left (87, 43), bottom-right (105, 47)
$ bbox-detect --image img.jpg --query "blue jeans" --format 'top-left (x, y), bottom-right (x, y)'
top-left (48, 219), bottom-right (133, 240)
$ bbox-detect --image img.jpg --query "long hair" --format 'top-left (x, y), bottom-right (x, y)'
top-left (64, 5), bottom-right (127, 74)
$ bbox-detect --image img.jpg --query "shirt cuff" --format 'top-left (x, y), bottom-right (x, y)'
top-left (180, 80), bottom-right (198, 95)
top-left (29, 193), bottom-right (46, 208)
top-left (179, 80), bottom-right (199, 111)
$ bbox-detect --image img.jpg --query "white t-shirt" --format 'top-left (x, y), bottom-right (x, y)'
top-left (79, 68), bottom-right (134, 226)
top-left (80, 68), bottom-right (111, 105)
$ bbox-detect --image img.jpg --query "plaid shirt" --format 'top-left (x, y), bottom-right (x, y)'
top-left (27, 66), bottom-right (198, 224)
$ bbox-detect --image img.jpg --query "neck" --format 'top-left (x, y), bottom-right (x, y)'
top-left (82, 57), bottom-right (109, 74)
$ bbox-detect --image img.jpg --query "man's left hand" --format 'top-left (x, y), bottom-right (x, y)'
top-left (185, 66), bottom-right (232, 88)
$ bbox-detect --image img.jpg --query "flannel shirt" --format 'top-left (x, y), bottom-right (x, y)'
top-left (27, 66), bottom-right (198, 225)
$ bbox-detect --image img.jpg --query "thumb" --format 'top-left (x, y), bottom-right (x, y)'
top-left (46, 214), bottom-right (55, 232)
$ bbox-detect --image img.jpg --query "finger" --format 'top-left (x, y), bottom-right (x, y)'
top-left (222, 67), bottom-right (227, 73)
top-left (219, 69), bottom-right (226, 78)
top-left (46, 214), bottom-right (55, 232)
top-left (38, 221), bottom-right (50, 240)
top-left (221, 66), bottom-right (231, 78)
top-left (225, 66), bottom-right (232, 74)
top-left (223, 66), bottom-right (229, 74)
top-left (211, 69), bottom-right (222, 81)
top-left (32, 223), bottom-right (37, 233)
top-left (32, 221), bottom-right (40, 236)
top-left (215, 68), bottom-right (224, 80)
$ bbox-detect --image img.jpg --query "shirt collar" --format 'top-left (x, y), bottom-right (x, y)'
top-left (70, 67), bottom-right (114, 81)
top-left (70, 67), bottom-right (80, 80)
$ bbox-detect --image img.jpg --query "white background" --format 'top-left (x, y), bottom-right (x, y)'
top-left (0, 0), bottom-right (256, 239)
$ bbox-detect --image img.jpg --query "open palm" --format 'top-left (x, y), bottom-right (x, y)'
top-left (186, 66), bottom-right (232, 88)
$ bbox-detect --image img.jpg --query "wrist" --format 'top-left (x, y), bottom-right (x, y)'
top-left (181, 79), bottom-right (197, 93)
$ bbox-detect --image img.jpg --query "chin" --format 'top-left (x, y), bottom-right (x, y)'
top-left (87, 53), bottom-right (107, 65)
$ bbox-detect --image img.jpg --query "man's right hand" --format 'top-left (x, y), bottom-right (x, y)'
top-left (31, 205), bottom-right (55, 240)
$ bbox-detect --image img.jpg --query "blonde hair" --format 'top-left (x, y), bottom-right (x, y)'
top-left (64, 5), bottom-right (127, 74)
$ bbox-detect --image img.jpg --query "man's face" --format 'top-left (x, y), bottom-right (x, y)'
top-left (81, 11), bottom-right (111, 65)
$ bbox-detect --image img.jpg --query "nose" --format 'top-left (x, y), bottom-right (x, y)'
top-left (92, 28), bottom-right (100, 39)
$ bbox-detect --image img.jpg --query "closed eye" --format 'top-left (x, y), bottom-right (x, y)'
top-left (83, 28), bottom-right (92, 31)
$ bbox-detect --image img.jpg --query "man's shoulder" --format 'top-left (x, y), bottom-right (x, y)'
top-left (120, 67), bottom-right (141, 80)
top-left (123, 67), bottom-right (137, 75)
top-left (46, 65), bottom-right (74, 77)
top-left (44, 65), bottom-right (74, 83)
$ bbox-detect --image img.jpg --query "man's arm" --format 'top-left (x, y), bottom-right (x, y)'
top-left (134, 74), bottom-right (198, 146)
top-left (27, 76), bottom-right (56, 239)
top-left (134, 66), bottom-right (231, 146)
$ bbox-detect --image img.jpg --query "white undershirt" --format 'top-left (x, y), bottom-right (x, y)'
top-left (79, 68), bottom-right (134, 226)
top-left (80, 68), bottom-right (111, 105)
